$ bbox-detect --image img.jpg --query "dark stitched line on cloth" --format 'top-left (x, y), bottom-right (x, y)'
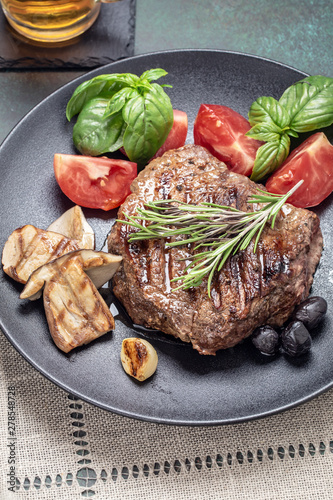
top-left (13, 437), bottom-right (333, 490)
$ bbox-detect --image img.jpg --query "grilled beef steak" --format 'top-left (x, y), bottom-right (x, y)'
top-left (108, 145), bottom-right (323, 355)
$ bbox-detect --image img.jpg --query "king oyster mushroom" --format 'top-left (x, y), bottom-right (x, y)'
top-left (2, 206), bottom-right (95, 285)
top-left (47, 205), bottom-right (95, 250)
top-left (2, 225), bottom-right (80, 284)
top-left (20, 249), bottom-right (122, 353)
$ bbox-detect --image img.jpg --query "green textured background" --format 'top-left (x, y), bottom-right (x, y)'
top-left (0, 0), bottom-right (332, 144)
top-left (135, 0), bottom-right (333, 77)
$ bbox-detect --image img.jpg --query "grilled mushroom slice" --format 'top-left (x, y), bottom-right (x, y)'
top-left (2, 225), bottom-right (80, 284)
top-left (47, 205), bottom-right (95, 250)
top-left (21, 250), bottom-right (122, 353)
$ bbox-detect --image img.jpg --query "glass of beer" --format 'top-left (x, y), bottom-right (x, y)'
top-left (0, 0), bottom-right (123, 43)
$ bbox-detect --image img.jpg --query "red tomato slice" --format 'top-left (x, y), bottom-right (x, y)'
top-left (54, 154), bottom-right (137, 211)
top-left (265, 132), bottom-right (333, 208)
top-left (193, 104), bottom-right (262, 176)
top-left (152, 109), bottom-right (188, 159)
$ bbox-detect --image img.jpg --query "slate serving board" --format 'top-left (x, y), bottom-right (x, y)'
top-left (0, 0), bottom-right (135, 69)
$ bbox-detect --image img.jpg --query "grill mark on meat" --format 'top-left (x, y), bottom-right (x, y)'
top-left (264, 251), bottom-right (284, 283)
top-left (120, 221), bottom-right (131, 241)
top-left (210, 286), bottom-right (221, 309)
top-left (128, 240), bottom-right (151, 287)
top-left (225, 187), bottom-right (239, 209)
top-left (229, 254), bottom-right (248, 319)
top-left (280, 255), bottom-right (290, 274)
top-left (238, 249), bottom-right (260, 304)
top-left (139, 253), bottom-right (149, 285)
top-left (128, 242), bottom-right (140, 256)
top-left (108, 145), bottom-right (323, 355)
top-left (259, 234), bottom-right (291, 286)
top-left (186, 191), bottom-right (192, 204)
top-left (163, 247), bottom-right (171, 293)
top-left (159, 171), bottom-right (173, 199)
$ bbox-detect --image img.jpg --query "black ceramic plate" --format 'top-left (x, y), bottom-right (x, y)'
top-left (1, 50), bottom-right (332, 425)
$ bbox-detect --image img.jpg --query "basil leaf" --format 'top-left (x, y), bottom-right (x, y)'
top-left (250, 134), bottom-right (290, 182)
top-left (140, 68), bottom-right (168, 82)
top-left (73, 98), bottom-right (125, 156)
top-left (122, 84), bottom-right (173, 165)
top-left (66, 73), bottom-right (139, 121)
top-left (67, 69), bottom-right (173, 165)
top-left (279, 82), bottom-right (316, 119)
top-left (104, 87), bottom-right (139, 118)
top-left (246, 122), bottom-right (282, 142)
top-left (298, 75), bottom-right (333, 90)
top-left (286, 129), bottom-right (299, 138)
top-left (248, 96), bottom-right (290, 130)
top-left (279, 76), bottom-right (333, 132)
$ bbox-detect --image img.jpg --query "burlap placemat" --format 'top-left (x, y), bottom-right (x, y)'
top-left (1, 328), bottom-right (332, 499)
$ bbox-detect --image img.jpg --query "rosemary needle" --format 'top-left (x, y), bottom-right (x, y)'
top-left (122, 180), bottom-right (303, 296)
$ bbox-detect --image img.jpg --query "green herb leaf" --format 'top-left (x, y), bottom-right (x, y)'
top-left (248, 96), bottom-right (290, 130)
top-left (139, 68), bottom-right (168, 82)
top-left (299, 75), bottom-right (333, 88)
top-left (103, 87), bottom-right (139, 118)
top-left (285, 129), bottom-right (299, 138)
top-left (250, 134), bottom-right (290, 182)
top-left (73, 98), bottom-right (125, 155)
top-left (247, 74), bottom-right (333, 181)
top-left (66, 74), bottom-right (139, 121)
top-left (246, 122), bottom-right (282, 142)
top-left (66, 68), bottom-right (174, 165)
top-left (279, 76), bottom-right (333, 132)
top-left (122, 83), bottom-right (173, 166)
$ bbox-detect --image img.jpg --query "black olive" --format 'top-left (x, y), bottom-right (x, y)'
top-left (251, 326), bottom-right (279, 356)
top-left (292, 296), bottom-right (327, 330)
top-left (281, 321), bottom-right (312, 357)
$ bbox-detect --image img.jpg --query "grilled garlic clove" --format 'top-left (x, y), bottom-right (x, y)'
top-left (121, 338), bottom-right (158, 381)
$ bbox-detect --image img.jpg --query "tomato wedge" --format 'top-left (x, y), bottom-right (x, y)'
top-left (193, 104), bottom-right (262, 176)
top-left (265, 132), bottom-right (333, 208)
top-left (152, 109), bottom-right (188, 159)
top-left (54, 154), bottom-right (137, 211)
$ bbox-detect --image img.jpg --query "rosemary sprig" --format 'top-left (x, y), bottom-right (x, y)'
top-left (121, 180), bottom-right (303, 296)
